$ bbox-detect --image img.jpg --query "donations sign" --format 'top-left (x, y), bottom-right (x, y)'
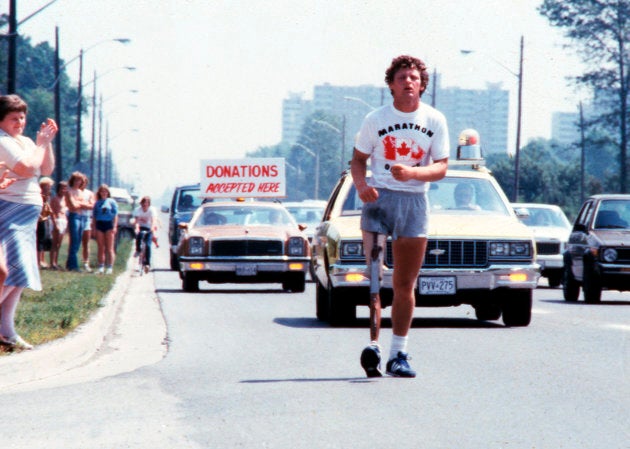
top-left (200, 158), bottom-right (286, 198)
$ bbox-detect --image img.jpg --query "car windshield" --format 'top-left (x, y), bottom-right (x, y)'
top-left (177, 189), bottom-right (203, 212)
top-left (340, 176), bottom-right (510, 216)
top-left (594, 200), bottom-right (630, 229)
top-left (520, 207), bottom-right (571, 228)
top-left (192, 206), bottom-right (296, 227)
top-left (285, 206), bottom-right (323, 225)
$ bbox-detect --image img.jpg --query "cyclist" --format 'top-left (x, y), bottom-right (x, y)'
top-left (133, 196), bottom-right (157, 272)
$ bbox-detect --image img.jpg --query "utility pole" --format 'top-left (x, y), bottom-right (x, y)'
top-left (579, 102), bottom-right (586, 204)
top-left (7, 0), bottom-right (17, 94)
top-left (54, 26), bottom-right (62, 183)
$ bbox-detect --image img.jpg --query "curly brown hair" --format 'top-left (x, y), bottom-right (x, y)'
top-left (384, 55), bottom-right (429, 97)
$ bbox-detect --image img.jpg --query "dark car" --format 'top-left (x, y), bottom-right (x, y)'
top-left (161, 183), bottom-right (203, 270)
top-left (176, 202), bottom-right (310, 292)
top-left (563, 194), bottom-right (630, 303)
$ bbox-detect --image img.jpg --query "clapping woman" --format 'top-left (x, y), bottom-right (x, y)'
top-left (0, 94), bottom-right (57, 350)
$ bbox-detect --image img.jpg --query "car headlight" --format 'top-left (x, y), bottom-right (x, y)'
top-left (489, 241), bottom-right (531, 258)
top-left (602, 248), bottom-right (618, 262)
top-left (288, 237), bottom-right (306, 256)
top-left (188, 237), bottom-right (205, 256)
top-left (341, 241), bottom-right (364, 259)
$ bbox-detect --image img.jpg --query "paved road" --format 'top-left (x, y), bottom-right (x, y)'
top-left (0, 238), bottom-right (628, 448)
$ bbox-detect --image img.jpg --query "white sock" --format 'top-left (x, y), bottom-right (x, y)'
top-left (389, 334), bottom-right (408, 361)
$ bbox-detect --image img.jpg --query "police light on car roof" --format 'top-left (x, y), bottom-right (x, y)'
top-left (456, 128), bottom-right (483, 161)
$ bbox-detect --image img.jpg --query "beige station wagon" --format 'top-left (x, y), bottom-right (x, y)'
top-left (312, 157), bottom-right (539, 327)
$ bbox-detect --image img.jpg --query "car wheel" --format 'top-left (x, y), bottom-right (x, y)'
top-left (170, 251), bottom-right (180, 271)
top-left (282, 273), bottom-right (305, 293)
top-left (182, 273), bottom-right (199, 292)
top-left (316, 281), bottom-right (329, 321)
top-left (328, 286), bottom-right (356, 327)
top-left (582, 257), bottom-right (602, 304)
top-left (501, 289), bottom-right (532, 327)
top-left (474, 304), bottom-right (501, 321)
top-left (562, 257), bottom-right (579, 302)
top-left (547, 271), bottom-right (562, 288)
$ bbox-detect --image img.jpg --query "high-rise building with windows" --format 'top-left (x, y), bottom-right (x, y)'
top-left (282, 78), bottom-right (510, 155)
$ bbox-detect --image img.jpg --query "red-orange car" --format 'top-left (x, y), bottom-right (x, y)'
top-left (177, 202), bottom-right (310, 292)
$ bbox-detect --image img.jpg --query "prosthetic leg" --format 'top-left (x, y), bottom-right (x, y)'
top-left (360, 231), bottom-right (387, 378)
top-left (368, 232), bottom-right (386, 343)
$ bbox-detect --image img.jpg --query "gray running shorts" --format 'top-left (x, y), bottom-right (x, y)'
top-left (360, 188), bottom-right (428, 239)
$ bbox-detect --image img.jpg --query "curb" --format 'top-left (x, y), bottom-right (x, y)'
top-left (0, 252), bottom-right (167, 391)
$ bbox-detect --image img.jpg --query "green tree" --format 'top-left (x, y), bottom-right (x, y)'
top-left (539, 0), bottom-right (630, 192)
top-left (1, 17), bottom-right (86, 182)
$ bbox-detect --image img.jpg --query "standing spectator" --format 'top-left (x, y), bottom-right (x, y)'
top-left (92, 184), bottom-right (118, 274)
top-left (133, 196), bottom-right (158, 273)
top-left (0, 94), bottom-right (57, 350)
top-left (49, 180), bottom-right (68, 270)
top-left (65, 172), bottom-right (90, 272)
top-left (80, 174), bottom-right (95, 272)
top-left (37, 177), bottom-right (54, 268)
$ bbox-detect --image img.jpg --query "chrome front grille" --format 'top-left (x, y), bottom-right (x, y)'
top-left (386, 240), bottom-right (488, 268)
top-left (211, 239), bottom-right (283, 256)
top-left (536, 242), bottom-right (561, 255)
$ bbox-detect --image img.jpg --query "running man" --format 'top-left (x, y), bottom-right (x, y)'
top-left (351, 55), bottom-right (449, 378)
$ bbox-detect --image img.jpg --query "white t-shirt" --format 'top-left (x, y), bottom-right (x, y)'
top-left (355, 103), bottom-right (450, 193)
top-left (0, 129), bottom-right (43, 205)
top-left (133, 205), bottom-right (157, 229)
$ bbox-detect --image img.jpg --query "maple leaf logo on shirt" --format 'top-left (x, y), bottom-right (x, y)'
top-left (382, 135), bottom-right (425, 162)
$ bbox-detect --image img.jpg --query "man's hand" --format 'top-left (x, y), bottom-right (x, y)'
top-left (390, 164), bottom-right (415, 182)
top-left (357, 184), bottom-right (379, 203)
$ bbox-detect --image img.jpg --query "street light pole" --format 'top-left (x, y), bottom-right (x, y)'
top-left (461, 36), bottom-right (524, 202)
top-left (513, 35), bottom-right (524, 202)
top-left (74, 49), bottom-right (84, 165)
top-left (7, 0), bottom-right (17, 94)
top-left (293, 142), bottom-right (319, 199)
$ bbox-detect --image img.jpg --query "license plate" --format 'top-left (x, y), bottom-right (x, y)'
top-left (418, 276), bottom-right (456, 295)
top-left (236, 264), bottom-right (257, 276)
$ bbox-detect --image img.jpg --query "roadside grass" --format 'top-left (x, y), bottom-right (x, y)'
top-left (1, 237), bottom-right (133, 354)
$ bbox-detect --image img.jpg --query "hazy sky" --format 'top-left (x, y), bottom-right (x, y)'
top-left (3, 0), bottom-right (587, 199)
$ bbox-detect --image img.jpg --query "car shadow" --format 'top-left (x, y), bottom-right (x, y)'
top-left (156, 288), bottom-right (284, 295)
top-left (540, 299), bottom-right (630, 306)
top-left (274, 316), bottom-right (504, 329)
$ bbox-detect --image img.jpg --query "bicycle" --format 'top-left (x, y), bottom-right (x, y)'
top-left (136, 229), bottom-right (150, 275)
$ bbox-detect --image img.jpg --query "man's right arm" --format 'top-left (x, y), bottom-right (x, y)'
top-left (350, 149), bottom-right (378, 203)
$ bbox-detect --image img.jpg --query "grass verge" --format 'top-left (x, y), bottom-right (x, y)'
top-left (1, 237), bottom-right (133, 354)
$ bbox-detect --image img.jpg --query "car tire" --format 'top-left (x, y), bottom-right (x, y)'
top-left (316, 281), bottom-right (330, 321)
top-left (474, 304), bottom-right (502, 321)
top-left (282, 273), bottom-right (305, 293)
top-left (328, 286), bottom-right (356, 327)
top-left (562, 255), bottom-right (580, 302)
top-left (501, 289), bottom-right (532, 327)
top-left (582, 257), bottom-right (602, 304)
top-left (170, 251), bottom-right (180, 271)
top-left (547, 271), bottom-right (562, 288)
top-left (182, 273), bottom-right (199, 292)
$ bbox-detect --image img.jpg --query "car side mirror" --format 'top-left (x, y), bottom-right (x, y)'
top-left (298, 223), bottom-right (308, 232)
top-left (178, 222), bottom-right (188, 230)
top-left (161, 205), bottom-right (170, 213)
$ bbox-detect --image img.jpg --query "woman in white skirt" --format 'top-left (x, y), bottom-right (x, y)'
top-left (0, 94), bottom-right (57, 350)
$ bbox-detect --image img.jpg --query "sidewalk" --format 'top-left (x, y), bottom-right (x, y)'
top-left (0, 254), bottom-right (168, 393)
